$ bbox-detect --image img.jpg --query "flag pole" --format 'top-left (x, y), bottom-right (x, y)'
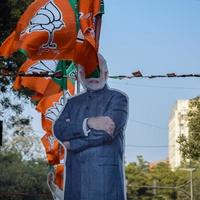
top-left (62, 61), bottom-right (67, 104)
top-left (77, 75), bottom-right (81, 94)
top-left (95, 13), bottom-right (102, 51)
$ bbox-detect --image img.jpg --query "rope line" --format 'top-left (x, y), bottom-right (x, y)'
top-left (0, 68), bottom-right (200, 79)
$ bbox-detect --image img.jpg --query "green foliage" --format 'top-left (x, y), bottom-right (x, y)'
top-left (126, 162), bottom-right (151, 199)
top-left (192, 167), bottom-right (200, 200)
top-left (0, 0), bottom-right (32, 89)
top-left (0, 91), bottom-right (33, 138)
top-left (0, 149), bottom-right (52, 200)
top-left (126, 156), bottom-right (200, 200)
top-left (178, 96), bottom-right (200, 161)
top-left (0, 4), bottom-right (51, 199)
top-left (0, 0), bottom-right (34, 139)
top-left (0, 0), bottom-right (33, 42)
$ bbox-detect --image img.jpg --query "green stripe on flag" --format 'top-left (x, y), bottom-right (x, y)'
top-left (53, 61), bottom-right (77, 90)
top-left (53, 61), bottom-right (67, 90)
top-left (69, 0), bottom-right (79, 31)
top-left (18, 49), bottom-right (28, 56)
top-left (66, 62), bottom-right (77, 85)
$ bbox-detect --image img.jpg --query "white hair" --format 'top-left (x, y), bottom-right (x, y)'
top-left (98, 53), bottom-right (108, 74)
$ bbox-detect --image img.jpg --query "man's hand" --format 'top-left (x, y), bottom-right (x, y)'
top-left (87, 116), bottom-right (115, 135)
top-left (63, 141), bottom-right (70, 149)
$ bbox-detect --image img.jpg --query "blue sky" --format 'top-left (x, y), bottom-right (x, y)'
top-left (99, 0), bottom-right (200, 163)
top-left (31, 0), bottom-right (200, 163)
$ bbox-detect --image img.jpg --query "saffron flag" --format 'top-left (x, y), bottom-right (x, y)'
top-left (36, 91), bottom-right (71, 134)
top-left (13, 59), bottom-right (60, 95)
top-left (79, 0), bottom-right (104, 45)
top-left (0, 0), bottom-right (104, 77)
top-left (13, 60), bottom-right (76, 101)
top-left (74, 0), bottom-right (104, 76)
top-left (0, 0), bottom-right (77, 60)
top-left (54, 164), bottom-right (64, 190)
top-left (41, 134), bottom-right (65, 165)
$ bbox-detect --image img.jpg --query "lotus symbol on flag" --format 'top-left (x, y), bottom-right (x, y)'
top-left (48, 136), bottom-right (56, 150)
top-left (22, 0), bottom-right (65, 49)
top-left (45, 92), bottom-right (70, 122)
top-left (27, 60), bottom-right (58, 79)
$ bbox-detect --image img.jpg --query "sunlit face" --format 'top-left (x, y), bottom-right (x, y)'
top-left (78, 54), bottom-right (108, 91)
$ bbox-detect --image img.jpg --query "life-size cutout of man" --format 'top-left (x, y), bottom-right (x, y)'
top-left (53, 54), bottom-right (128, 200)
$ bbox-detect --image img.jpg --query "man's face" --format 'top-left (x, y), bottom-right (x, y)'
top-left (78, 67), bottom-right (108, 91)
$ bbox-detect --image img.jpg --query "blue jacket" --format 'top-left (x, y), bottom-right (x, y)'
top-left (53, 85), bottom-right (128, 200)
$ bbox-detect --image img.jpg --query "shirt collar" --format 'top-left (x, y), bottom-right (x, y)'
top-left (87, 84), bottom-right (108, 95)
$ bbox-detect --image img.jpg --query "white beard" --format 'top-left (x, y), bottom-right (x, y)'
top-left (83, 77), bottom-right (106, 91)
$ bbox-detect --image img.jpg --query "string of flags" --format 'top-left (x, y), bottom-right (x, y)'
top-left (110, 71), bottom-right (200, 79)
top-left (0, 67), bottom-right (199, 79)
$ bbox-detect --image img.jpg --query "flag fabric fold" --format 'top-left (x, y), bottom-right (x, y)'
top-left (0, 0), bottom-right (104, 77)
top-left (13, 59), bottom-right (76, 101)
top-left (41, 134), bottom-right (64, 165)
top-left (36, 91), bottom-right (71, 134)
top-left (74, 0), bottom-right (104, 76)
top-left (0, 0), bottom-right (104, 195)
top-left (13, 59), bottom-right (59, 94)
top-left (54, 164), bottom-right (64, 190)
top-left (0, 0), bottom-right (77, 60)
top-left (39, 91), bottom-right (72, 194)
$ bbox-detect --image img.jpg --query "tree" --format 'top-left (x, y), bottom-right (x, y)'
top-left (192, 166), bottom-right (200, 200)
top-left (125, 156), bottom-right (200, 200)
top-left (0, 3), bottom-right (53, 199)
top-left (0, 0), bottom-right (33, 42)
top-left (126, 157), bottom-right (152, 200)
top-left (178, 96), bottom-right (200, 162)
top-left (0, 0), bottom-right (35, 144)
top-left (0, 0), bottom-right (45, 173)
top-left (0, 149), bottom-right (52, 200)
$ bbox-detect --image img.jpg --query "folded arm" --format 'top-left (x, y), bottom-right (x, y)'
top-left (53, 101), bottom-right (87, 142)
top-left (66, 93), bottom-right (128, 152)
top-left (103, 93), bottom-right (128, 138)
top-left (69, 130), bottom-right (112, 152)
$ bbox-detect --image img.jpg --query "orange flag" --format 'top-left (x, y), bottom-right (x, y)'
top-left (73, 0), bottom-right (103, 76)
top-left (13, 59), bottom-right (76, 101)
top-left (41, 134), bottom-right (65, 165)
top-left (79, 0), bottom-right (103, 46)
top-left (13, 59), bottom-right (60, 95)
top-left (54, 164), bottom-right (64, 190)
top-left (36, 91), bottom-right (71, 134)
top-left (0, 0), bottom-right (104, 77)
top-left (0, 0), bottom-right (77, 60)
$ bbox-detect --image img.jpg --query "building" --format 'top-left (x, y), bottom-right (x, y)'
top-left (168, 100), bottom-right (189, 169)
